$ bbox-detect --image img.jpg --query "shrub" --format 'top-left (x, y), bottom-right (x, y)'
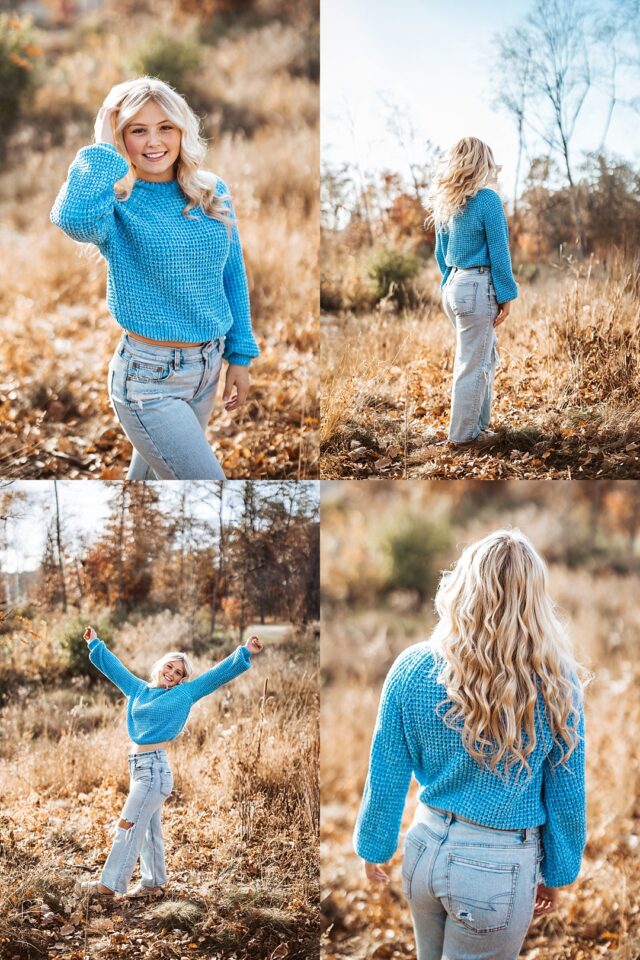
top-left (0, 14), bottom-right (43, 158)
top-left (367, 247), bottom-right (421, 309)
top-left (53, 613), bottom-right (115, 678)
top-left (384, 517), bottom-right (451, 605)
top-left (134, 31), bottom-right (201, 99)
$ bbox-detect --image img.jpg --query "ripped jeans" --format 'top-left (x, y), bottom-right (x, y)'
top-left (108, 333), bottom-right (226, 480)
top-left (402, 804), bottom-right (542, 960)
top-left (442, 266), bottom-right (499, 443)
top-left (100, 750), bottom-right (173, 894)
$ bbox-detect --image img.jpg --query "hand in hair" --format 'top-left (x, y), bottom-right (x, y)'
top-left (244, 635), bottom-right (264, 655)
top-left (83, 625), bottom-right (97, 644)
top-left (223, 365), bottom-right (250, 412)
top-left (534, 883), bottom-right (558, 915)
top-left (94, 106), bottom-right (118, 147)
top-left (494, 301), bottom-right (511, 327)
top-left (363, 860), bottom-right (389, 884)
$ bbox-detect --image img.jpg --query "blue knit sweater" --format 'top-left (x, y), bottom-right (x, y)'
top-left (87, 637), bottom-right (252, 743)
top-left (435, 189), bottom-right (519, 305)
top-left (50, 143), bottom-right (260, 366)
top-left (353, 643), bottom-right (586, 888)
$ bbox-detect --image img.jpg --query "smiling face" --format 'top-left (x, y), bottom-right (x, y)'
top-left (158, 659), bottom-right (187, 689)
top-left (122, 100), bottom-right (182, 183)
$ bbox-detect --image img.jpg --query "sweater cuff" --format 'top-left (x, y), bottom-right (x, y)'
top-left (225, 353), bottom-right (252, 367)
top-left (87, 636), bottom-right (101, 650)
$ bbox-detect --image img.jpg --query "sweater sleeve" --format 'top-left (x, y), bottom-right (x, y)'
top-left (216, 179), bottom-right (260, 368)
top-left (482, 190), bottom-right (519, 304)
top-left (434, 227), bottom-right (451, 286)
top-left (539, 694), bottom-right (587, 887)
top-left (353, 658), bottom-right (414, 863)
top-left (183, 645), bottom-right (252, 704)
top-left (50, 142), bottom-right (130, 247)
top-left (87, 637), bottom-right (145, 697)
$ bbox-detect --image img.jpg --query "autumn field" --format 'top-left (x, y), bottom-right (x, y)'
top-left (321, 251), bottom-right (640, 480)
top-left (320, 481), bottom-right (640, 960)
top-left (0, 614), bottom-right (319, 960)
top-left (0, 0), bottom-right (319, 480)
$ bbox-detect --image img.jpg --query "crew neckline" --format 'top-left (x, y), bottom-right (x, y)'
top-left (133, 177), bottom-right (183, 190)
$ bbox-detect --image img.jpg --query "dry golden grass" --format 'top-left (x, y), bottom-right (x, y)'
top-left (0, 615), bottom-right (319, 959)
top-left (320, 489), bottom-right (640, 960)
top-left (321, 249), bottom-right (640, 479)
top-left (0, 12), bottom-right (319, 480)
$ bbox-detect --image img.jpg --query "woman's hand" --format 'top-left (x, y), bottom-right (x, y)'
top-left (364, 860), bottom-right (389, 884)
top-left (223, 365), bottom-right (250, 412)
top-left (94, 106), bottom-right (118, 147)
top-left (245, 635), bottom-right (264, 655)
top-left (83, 626), bottom-right (97, 644)
top-left (533, 883), bottom-right (557, 915)
top-left (494, 301), bottom-right (511, 327)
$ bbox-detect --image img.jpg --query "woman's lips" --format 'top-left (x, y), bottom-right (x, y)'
top-left (143, 151), bottom-right (168, 162)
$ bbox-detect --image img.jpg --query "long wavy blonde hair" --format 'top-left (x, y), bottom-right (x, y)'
top-left (102, 77), bottom-right (232, 225)
top-left (426, 137), bottom-right (500, 229)
top-left (430, 529), bottom-right (585, 780)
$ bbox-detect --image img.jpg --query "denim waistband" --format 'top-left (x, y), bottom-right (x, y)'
top-left (128, 748), bottom-right (169, 761)
top-left (120, 332), bottom-right (225, 359)
top-left (413, 802), bottom-right (538, 842)
top-left (450, 265), bottom-right (490, 275)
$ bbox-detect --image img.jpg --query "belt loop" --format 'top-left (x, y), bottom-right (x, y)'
top-left (174, 348), bottom-right (181, 371)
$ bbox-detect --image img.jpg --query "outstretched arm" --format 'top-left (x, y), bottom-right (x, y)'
top-left (184, 641), bottom-right (259, 704)
top-left (84, 626), bottom-right (145, 698)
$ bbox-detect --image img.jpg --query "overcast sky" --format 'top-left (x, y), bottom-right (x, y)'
top-left (1, 481), bottom-right (319, 573)
top-left (321, 0), bottom-right (640, 201)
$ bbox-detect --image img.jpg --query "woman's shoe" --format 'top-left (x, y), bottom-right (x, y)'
top-left (448, 430), bottom-right (498, 451)
top-left (76, 879), bottom-right (115, 896)
top-left (127, 883), bottom-right (165, 899)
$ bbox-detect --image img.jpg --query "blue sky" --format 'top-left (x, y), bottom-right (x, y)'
top-left (321, 0), bottom-right (640, 201)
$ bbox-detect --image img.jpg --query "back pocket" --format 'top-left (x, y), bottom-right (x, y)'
top-left (449, 279), bottom-right (479, 317)
top-left (445, 854), bottom-right (519, 933)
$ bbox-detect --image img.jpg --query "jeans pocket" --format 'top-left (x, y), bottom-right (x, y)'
top-left (127, 358), bottom-right (171, 383)
top-left (450, 279), bottom-right (479, 317)
top-left (160, 768), bottom-right (173, 799)
top-left (445, 854), bottom-right (519, 933)
top-left (402, 833), bottom-right (428, 900)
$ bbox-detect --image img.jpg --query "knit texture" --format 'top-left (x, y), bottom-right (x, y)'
top-left (435, 188), bottom-right (519, 304)
top-left (353, 642), bottom-right (586, 888)
top-left (50, 143), bottom-right (259, 366)
top-left (88, 637), bottom-right (252, 743)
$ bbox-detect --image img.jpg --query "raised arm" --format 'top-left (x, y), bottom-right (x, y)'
top-left (50, 142), bottom-right (129, 247)
top-left (87, 635), bottom-right (145, 698)
top-left (184, 644), bottom-right (253, 703)
top-left (539, 696), bottom-right (587, 887)
top-left (217, 179), bottom-right (260, 368)
top-left (353, 659), bottom-right (414, 864)
top-left (482, 189), bottom-right (518, 305)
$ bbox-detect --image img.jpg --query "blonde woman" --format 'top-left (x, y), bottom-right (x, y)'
top-left (427, 138), bottom-right (518, 449)
top-left (78, 625), bottom-right (264, 898)
top-left (354, 530), bottom-right (587, 960)
top-left (50, 77), bottom-right (260, 480)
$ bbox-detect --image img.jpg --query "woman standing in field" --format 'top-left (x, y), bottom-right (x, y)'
top-left (78, 625), bottom-right (264, 898)
top-left (354, 530), bottom-right (587, 960)
top-left (50, 77), bottom-right (260, 480)
top-left (427, 138), bottom-right (518, 449)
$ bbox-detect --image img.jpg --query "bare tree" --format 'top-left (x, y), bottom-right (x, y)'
top-left (53, 481), bottom-right (67, 612)
top-left (493, 27), bottom-right (534, 218)
top-left (495, 0), bottom-right (592, 253)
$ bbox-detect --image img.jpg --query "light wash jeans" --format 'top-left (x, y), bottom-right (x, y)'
top-left (101, 750), bottom-right (173, 894)
top-left (108, 333), bottom-right (226, 480)
top-left (442, 266), bottom-right (499, 444)
top-left (402, 804), bottom-right (542, 960)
